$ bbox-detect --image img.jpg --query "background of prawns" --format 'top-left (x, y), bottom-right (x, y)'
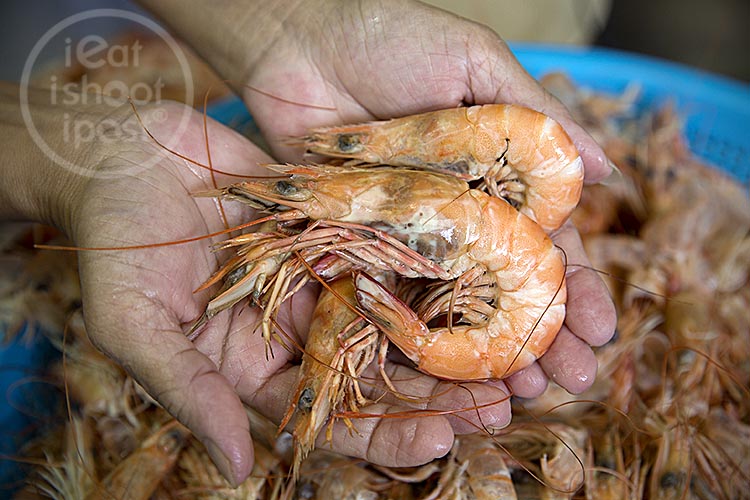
top-left (0, 0), bottom-right (748, 490)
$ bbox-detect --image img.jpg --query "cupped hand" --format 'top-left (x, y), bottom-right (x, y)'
top-left (72, 102), bottom-right (504, 485)
top-left (239, 1), bottom-right (616, 398)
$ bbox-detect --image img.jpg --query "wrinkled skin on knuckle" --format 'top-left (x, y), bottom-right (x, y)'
top-left (441, 384), bottom-right (511, 434)
top-left (366, 412), bottom-right (453, 466)
top-left (505, 362), bottom-right (549, 398)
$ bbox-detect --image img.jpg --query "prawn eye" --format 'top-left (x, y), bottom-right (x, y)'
top-left (659, 471), bottom-right (686, 489)
top-left (298, 387), bottom-right (315, 412)
top-left (159, 428), bottom-right (187, 454)
top-left (275, 180), bottom-right (298, 196)
top-left (337, 133), bottom-right (360, 152)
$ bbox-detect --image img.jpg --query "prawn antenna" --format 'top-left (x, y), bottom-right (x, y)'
top-left (237, 81), bottom-right (336, 111)
top-left (453, 382), bottom-right (511, 436)
top-left (34, 214), bottom-right (279, 252)
top-left (500, 245), bottom-right (568, 378)
top-left (126, 98), bottom-right (249, 178)
top-left (564, 263), bottom-right (688, 304)
top-left (424, 187), bottom-right (473, 225)
top-left (199, 84), bottom-right (229, 229)
top-left (512, 400), bottom-right (587, 495)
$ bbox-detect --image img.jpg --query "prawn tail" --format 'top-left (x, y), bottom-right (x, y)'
top-left (355, 271), bottom-right (501, 380)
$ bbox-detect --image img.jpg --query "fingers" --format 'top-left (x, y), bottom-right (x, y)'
top-left (553, 221), bottom-right (617, 347)
top-left (538, 327), bottom-right (598, 394)
top-left (505, 362), bottom-right (548, 398)
top-left (506, 75), bottom-right (611, 184)
top-left (81, 291), bottom-right (253, 486)
top-left (376, 367), bottom-right (510, 436)
top-left (374, 362), bottom-right (511, 435)
top-left (320, 403), bottom-right (454, 467)
top-left (237, 362), bottom-right (454, 467)
top-left (526, 221), bottom-right (615, 395)
top-left (431, 380), bottom-right (511, 434)
top-left (557, 116), bottom-right (613, 185)
top-left (241, 349), bottom-right (510, 466)
top-left (206, 282), bottom-right (320, 413)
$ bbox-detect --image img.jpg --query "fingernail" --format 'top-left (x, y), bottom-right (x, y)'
top-left (607, 158), bottom-right (620, 174)
top-left (575, 139), bottom-right (611, 184)
top-left (205, 439), bottom-right (238, 487)
top-left (600, 159), bottom-right (623, 186)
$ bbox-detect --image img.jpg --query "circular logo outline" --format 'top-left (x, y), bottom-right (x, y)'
top-left (20, 8), bottom-right (195, 179)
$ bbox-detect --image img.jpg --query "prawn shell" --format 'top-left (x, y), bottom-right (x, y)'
top-left (303, 104), bottom-right (584, 231)
top-left (214, 168), bottom-right (567, 380)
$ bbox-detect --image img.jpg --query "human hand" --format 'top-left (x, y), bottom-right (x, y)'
top-left (234, 1), bottom-right (616, 398)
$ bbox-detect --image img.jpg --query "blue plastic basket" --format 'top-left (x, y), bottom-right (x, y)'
top-left (513, 43), bottom-right (750, 184)
top-left (2, 44), bottom-right (749, 489)
top-left (0, 330), bottom-right (59, 490)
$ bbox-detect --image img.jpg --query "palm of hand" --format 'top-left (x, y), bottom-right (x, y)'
top-left (243, 0), bottom-right (485, 161)
top-left (72, 105), bottom-right (292, 475)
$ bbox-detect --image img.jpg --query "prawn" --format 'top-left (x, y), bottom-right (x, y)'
top-left (86, 420), bottom-right (189, 500)
top-left (646, 418), bottom-right (694, 500)
top-left (299, 104), bottom-right (584, 232)
top-left (213, 165), bottom-right (566, 380)
top-left (279, 277), bottom-right (379, 481)
top-left (176, 435), bottom-right (281, 499)
top-left (295, 449), bottom-right (393, 499)
top-left (586, 424), bottom-right (638, 500)
top-left (451, 434), bottom-right (518, 500)
top-left (33, 417), bottom-right (96, 500)
top-left (495, 422), bottom-right (587, 498)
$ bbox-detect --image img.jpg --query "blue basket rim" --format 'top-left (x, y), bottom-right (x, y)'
top-left (510, 42), bottom-right (749, 88)
top-left (508, 42), bottom-right (750, 113)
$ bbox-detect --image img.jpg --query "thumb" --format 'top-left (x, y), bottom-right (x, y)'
top-left (468, 36), bottom-right (612, 183)
top-left (82, 296), bottom-right (254, 486)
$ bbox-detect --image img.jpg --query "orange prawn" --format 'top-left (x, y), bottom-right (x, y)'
top-left (213, 165), bottom-right (566, 380)
top-left (300, 104), bottom-right (584, 232)
top-left (280, 277), bottom-right (379, 481)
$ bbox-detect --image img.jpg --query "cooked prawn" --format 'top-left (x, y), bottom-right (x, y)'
top-left (295, 449), bottom-right (392, 499)
top-left (280, 277), bottom-right (379, 481)
top-left (214, 165), bottom-right (566, 380)
top-left (176, 435), bottom-right (281, 499)
top-left (300, 104), bottom-right (584, 232)
top-left (34, 417), bottom-right (96, 500)
top-left (495, 422), bottom-right (587, 498)
top-left (586, 425), bottom-right (636, 500)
